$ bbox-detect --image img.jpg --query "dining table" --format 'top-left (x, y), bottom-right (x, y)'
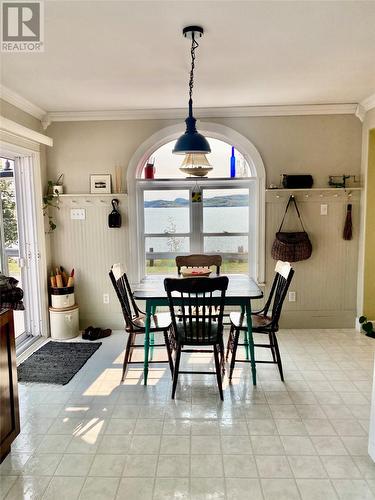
top-left (132, 274), bottom-right (263, 386)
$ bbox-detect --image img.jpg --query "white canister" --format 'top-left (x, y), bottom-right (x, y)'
top-left (49, 305), bottom-right (79, 340)
top-left (51, 292), bottom-right (75, 309)
top-left (53, 185), bottom-right (64, 195)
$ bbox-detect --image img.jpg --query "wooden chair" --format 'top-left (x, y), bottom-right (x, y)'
top-left (109, 265), bottom-right (174, 381)
top-left (226, 261), bottom-right (294, 381)
top-left (164, 276), bottom-right (229, 400)
top-left (176, 254), bottom-right (222, 276)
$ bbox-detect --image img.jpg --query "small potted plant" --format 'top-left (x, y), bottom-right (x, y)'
top-left (52, 174), bottom-right (64, 195)
top-left (359, 316), bottom-right (375, 338)
top-left (43, 177), bottom-right (62, 232)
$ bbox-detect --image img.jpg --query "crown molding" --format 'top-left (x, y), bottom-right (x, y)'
top-left (45, 103), bottom-right (358, 126)
top-left (0, 85), bottom-right (361, 127)
top-left (0, 85), bottom-right (46, 121)
top-left (0, 116), bottom-right (53, 146)
top-left (355, 104), bottom-right (366, 122)
top-left (355, 93), bottom-right (375, 122)
top-left (360, 92), bottom-right (375, 112)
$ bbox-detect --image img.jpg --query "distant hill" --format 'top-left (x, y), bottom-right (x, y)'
top-left (144, 194), bottom-right (248, 208)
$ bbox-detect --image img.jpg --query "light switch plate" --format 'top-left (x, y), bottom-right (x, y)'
top-left (288, 291), bottom-right (296, 302)
top-left (320, 204), bottom-right (328, 216)
top-left (70, 208), bottom-right (86, 220)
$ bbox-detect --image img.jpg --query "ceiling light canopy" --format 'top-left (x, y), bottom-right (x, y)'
top-left (173, 26), bottom-right (211, 156)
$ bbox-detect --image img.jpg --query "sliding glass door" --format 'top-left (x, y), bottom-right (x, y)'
top-left (0, 154), bottom-right (46, 347)
top-left (0, 158), bottom-right (25, 339)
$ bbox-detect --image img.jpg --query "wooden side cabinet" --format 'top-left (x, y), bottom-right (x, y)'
top-left (0, 309), bottom-right (20, 463)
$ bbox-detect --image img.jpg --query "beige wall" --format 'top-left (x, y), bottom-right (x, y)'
top-left (46, 114), bottom-right (362, 329)
top-left (47, 115), bottom-right (361, 192)
top-left (210, 115), bottom-right (361, 187)
top-left (0, 99), bottom-right (43, 132)
top-left (46, 119), bottom-right (178, 193)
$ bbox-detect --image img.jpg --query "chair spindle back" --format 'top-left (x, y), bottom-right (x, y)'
top-left (262, 261), bottom-right (294, 328)
top-left (176, 254), bottom-right (222, 276)
top-left (109, 269), bottom-right (139, 331)
top-left (164, 277), bottom-right (228, 344)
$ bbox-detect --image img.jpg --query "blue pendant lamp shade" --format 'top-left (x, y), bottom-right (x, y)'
top-left (173, 26), bottom-right (211, 155)
top-left (173, 100), bottom-right (211, 154)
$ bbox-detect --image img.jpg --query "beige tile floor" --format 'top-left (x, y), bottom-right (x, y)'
top-left (1, 328), bottom-right (375, 499)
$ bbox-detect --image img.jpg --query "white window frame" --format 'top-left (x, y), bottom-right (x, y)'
top-left (137, 178), bottom-right (256, 278)
top-left (127, 122), bottom-right (266, 285)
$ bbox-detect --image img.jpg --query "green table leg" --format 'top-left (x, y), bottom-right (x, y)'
top-left (241, 305), bottom-right (250, 360)
top-left (149, 306), bottom-right (156, 360)
top-left (149, 334), bottom-right (154, 360)
top-left (245, 303), bottom-right (256, 385)
top-left (144, 301), bottom-right (152, 385)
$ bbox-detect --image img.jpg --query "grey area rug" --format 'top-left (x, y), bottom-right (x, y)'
top-left (17, 341), bottom-right (102, 385)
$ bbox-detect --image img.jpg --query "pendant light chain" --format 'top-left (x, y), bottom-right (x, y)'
top-left (172, 26), bottom-right (211, 155)
top-left (188, 34), bottom-right (199, 109)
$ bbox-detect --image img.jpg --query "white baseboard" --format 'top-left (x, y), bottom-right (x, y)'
top-left (355, 317), bottom-right (362, 332)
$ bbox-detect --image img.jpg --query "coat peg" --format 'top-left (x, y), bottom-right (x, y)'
top-left (276, 195), bottom-right (280, 199)
top-left (334, 193), bottom-right (338, 198)
top-left (305, 194), bottom-right (309, 198)
top-left (319, 194), bottom-right (324, 198)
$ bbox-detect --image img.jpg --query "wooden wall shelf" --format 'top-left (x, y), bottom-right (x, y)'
top-left (265, 187), bottom-right (362, 192)
top-left (58, 193), bottom-right (127, 198)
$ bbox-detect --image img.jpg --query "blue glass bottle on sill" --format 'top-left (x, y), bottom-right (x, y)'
top-left (230, 146), bottom-right (236, 178)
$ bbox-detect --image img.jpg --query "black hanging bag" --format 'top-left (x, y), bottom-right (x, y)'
top-left (271, 195), bottom-right (312, 262)
top-left (108, 199), bottom-right (121, 228)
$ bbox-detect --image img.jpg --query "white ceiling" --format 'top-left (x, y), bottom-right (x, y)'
top-left (1, 0), bottom-right (375, 113)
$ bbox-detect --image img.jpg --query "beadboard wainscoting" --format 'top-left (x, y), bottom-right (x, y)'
top-left (265, 189), bottom-right (361, 328)
top-left (49, 189), bottom-right (361, 331)
top-left (50, 195), bottom-right (129, 329)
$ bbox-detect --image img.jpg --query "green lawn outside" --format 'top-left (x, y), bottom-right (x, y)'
top-left (7, 257), bottom-right (20, 277)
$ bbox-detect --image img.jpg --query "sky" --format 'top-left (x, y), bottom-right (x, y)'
top-left (143, 137), bottom-right (250, 179)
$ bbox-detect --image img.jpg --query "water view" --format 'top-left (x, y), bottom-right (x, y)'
top-left (144, 193), bottom-right (251, 274)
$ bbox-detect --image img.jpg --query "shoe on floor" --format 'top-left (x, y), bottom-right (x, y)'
top-left (82, 327), bottom-right (112, 341)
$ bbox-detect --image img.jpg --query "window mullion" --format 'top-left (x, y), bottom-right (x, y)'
top-left (191, 188), bottom-right (202, 253)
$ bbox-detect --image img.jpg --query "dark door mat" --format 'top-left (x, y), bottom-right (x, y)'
top-left (17, 341), bottom-right (102, 385)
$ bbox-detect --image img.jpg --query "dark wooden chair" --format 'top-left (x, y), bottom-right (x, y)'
top-left (109, 265), bottom-right (174, 381)
top-left (226, 261), bottom-right (294, 381)
top-left (176, 254), bottom-right (222, 276)
top-left (164, 276), bottom-right (229, 400)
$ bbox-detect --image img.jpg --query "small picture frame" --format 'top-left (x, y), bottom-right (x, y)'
top-left (90, 174), bottom-right (111, 194)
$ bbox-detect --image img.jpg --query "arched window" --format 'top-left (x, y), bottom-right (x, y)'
top-left (127, 123), bottom-right (265, 283)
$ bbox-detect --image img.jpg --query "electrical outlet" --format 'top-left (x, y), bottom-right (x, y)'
top-left (320, 204), bottom-right (328, 216)
top-left (103, 293), bottom-right (109, 304)
top-left (70, 208), bottom-right (86, 220)
top-left (288, 291), bottom-right (296, 302)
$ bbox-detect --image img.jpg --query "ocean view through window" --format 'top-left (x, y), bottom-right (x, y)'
top-left (137, 138), bottom-right (256, 276)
